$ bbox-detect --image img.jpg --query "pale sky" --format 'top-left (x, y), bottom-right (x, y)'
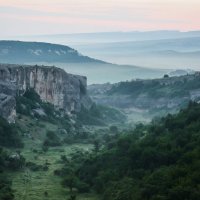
top-left (0, 0), bottom-right (200, 36)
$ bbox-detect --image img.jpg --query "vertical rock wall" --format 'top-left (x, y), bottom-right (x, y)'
top-left (0, 64), bottom-right (92, 121)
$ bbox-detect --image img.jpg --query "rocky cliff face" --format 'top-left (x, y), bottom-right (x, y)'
top-left (0, 64), bottom-right (92, 122)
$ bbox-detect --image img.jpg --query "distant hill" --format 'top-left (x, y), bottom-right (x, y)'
top-left (71, 37), bottom-right (200, 68)
top-left (88, 72), bottom-right (200, 122)
top-left (0, 40), bottom-right (170, 84)
top-left (11, 30), bottom-right (200, 45)
top-left (169, 69), bottom-right (195, 77)
top-left (0, 41), bottom-right (105, 64)
top-left (9, 31), bottom-right (200, 69)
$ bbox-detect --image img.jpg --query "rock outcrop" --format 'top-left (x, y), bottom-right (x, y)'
top-left (0, 64), bottom-right (92, 122)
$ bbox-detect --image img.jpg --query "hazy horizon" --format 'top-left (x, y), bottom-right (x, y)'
top-left (1, 0), bottom-right (200, 37)
top-left (2, 30), bottom-right (200, 38)
top-left (0, 0), bottom-right (200, 71)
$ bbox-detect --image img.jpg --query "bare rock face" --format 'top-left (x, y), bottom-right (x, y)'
top-left (0, 64), bottom-right (92, 121)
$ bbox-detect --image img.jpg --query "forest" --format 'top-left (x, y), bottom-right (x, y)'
top-left (57, 102), bottom-right (200, 200)
top-left (0, 82), bottom-right (200, 200)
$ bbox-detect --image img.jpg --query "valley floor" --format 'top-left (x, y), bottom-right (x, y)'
top-left (9, 143), bottom-right (99, 200)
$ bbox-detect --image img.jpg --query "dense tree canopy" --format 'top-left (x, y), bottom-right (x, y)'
top-left (0, 117), bottom-right (23, 148)
top-left (0, 148), bottom-right (15, 200)
top-left (75, 102), bottom-right (200, 200)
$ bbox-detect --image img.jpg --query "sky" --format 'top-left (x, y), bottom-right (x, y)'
top-left (0, 0), bottom-right (200, 36)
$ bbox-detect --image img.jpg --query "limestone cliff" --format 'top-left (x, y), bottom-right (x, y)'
top-left (0, 64), bottom-right (92, 122)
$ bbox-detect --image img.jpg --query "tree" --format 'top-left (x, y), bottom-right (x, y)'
top-left (163, 74), bottom-right (169, 78)
top-left (62, 174), bottom-right (77, 193)
top-left (93, 140), bottom-right (100, 153)
top-left (62, 174), bottom-right (78, 200)
top-left (0, 117), bottom-right (23, 148)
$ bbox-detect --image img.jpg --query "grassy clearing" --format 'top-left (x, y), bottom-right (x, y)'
top-left (10, 143), bottom-right (98, 200)
top-left (9, 116), bottom-right (99, 200)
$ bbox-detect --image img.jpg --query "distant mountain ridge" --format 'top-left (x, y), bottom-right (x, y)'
top-left (0, 40), bottom-right (170, 84)
top-left (72, 37), bottom-right (200, 68)
top-left (6, 31), bottom-right (200, 69)
top-left (0, 40), bottom-right (105, 64)
top-left (12, 30), bottom-right (200, 45)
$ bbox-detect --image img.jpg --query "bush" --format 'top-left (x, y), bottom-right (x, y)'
top-left (43, 131), bottom-right (61, 147)
top-left (0, 118), bottom-right (23, 148)
top-left (26, 161), bottom-right (49, 171)
top-left (103, 178), bottom-right (136, 200)
top-left (0, 149), bottom-right (15, 200)
top-left (76, 180), bottom-right (90, 193)
top-left (0, 175), bottom-right (14, 200)
top-left (23, 89), bottom-right (41, 103)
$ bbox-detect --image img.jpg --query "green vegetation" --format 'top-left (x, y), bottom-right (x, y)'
top-left (0, 108), bottom-right (99, 200)
top-left (0, 118), bottom-right (25, 200)
top-left (16, 89), bottom-right (61, 123)
top-left (0, 115), bottom-right (25, 200)
top-left (10, 143), bottom-right (98, 200)
top-left (0, 147), bottom-right (25, 200)
top-left (77, 104), bottom-right (126, 126)
top-left (0, 148), bottom-right (14, 200)
top-left (17, 89), bottom-right (124, 128)
top-left (61, 102), bottom-right (200, 200)
top-left (108, 74), bottom-right (200, 99)
top-left (1, 88), bottom-right (113, 200)
top-left (43, 131), bottom-right (62, 147)
top-left (2, 79), bottom-right (200, 200)
top-left (0, 117), bottom-right (23, 148)
top-left (0, 175), bottom-right (14, 200)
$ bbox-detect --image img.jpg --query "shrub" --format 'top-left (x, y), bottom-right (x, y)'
top-left (43, 131), bottom-right (61, 147)
top-left (0, 117), bottom-right (23, 148)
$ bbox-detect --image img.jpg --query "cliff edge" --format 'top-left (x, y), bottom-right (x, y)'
top-left (0, 64), bottom-right (92, 122)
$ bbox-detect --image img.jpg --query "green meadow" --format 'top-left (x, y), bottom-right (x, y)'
top-left (8, 116), bottom-right (99, 200)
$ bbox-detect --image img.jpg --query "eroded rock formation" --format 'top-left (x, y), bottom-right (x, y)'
top-left (0, 64), bottom-right (92, 122)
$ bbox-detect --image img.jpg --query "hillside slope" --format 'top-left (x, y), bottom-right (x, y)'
top-left (0, 41), bottom-right (104, 64)
top-left (0, 41), bottom-right (169, 84)
top-left (89, 73), bottom-right (200, 122)
top-left (72, 37), bottom-right (200, 68)
top-left (75, 101), bottom-right (200, 200)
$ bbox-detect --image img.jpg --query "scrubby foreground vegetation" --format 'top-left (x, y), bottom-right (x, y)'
top-left (58, 102), bottom-right (200, 200)
top-left (0, 87), bottom-right (200, 200)
top-left (0, 118), bottom-right (25, 200)
top-left (0, 89), bottom-right (123, 200)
